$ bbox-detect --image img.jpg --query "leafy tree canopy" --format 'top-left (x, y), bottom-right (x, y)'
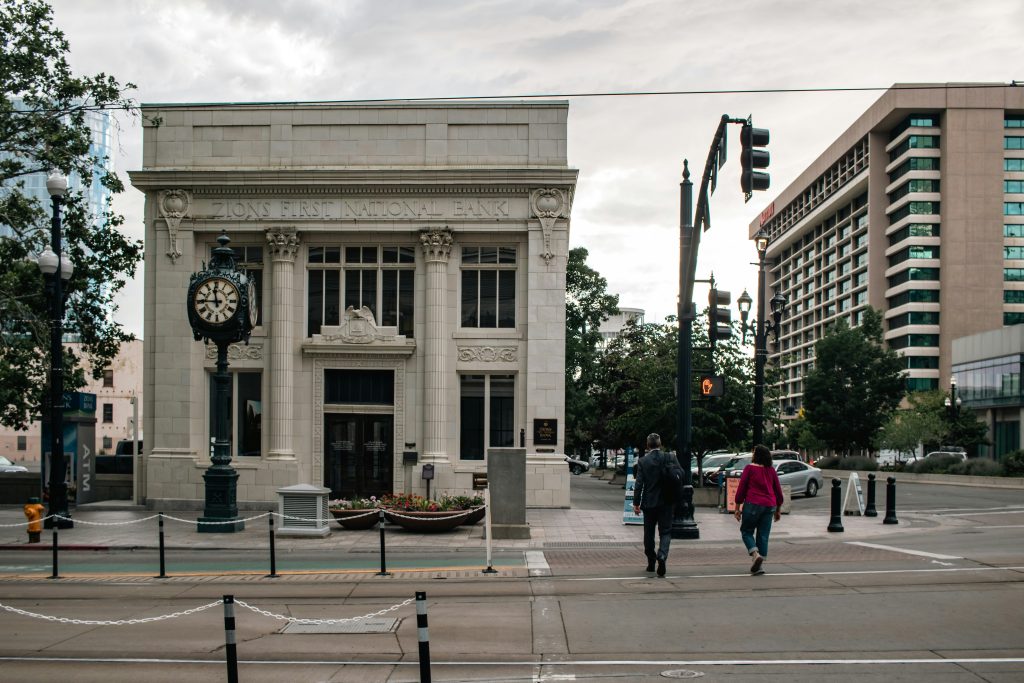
top-left (0, 0), bottom-right (141, 428)
top-left (802, 308), bottom-right (906, 454)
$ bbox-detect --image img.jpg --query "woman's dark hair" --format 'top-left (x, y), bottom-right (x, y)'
top-left (752, 444), bottom-right (773, 467)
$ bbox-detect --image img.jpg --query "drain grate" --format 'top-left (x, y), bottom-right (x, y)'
top-left (543, 541), bottom-right (641, 549)
top-left (280, 617), bottom-right (398, 634)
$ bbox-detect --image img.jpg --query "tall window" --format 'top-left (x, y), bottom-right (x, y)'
top-left (461, 246), bottom-right (516, 328)
top-left (308, 245), bottom-right (415, 336)
top-left (102, 403), bottom-right (113, 423)
top-left (208, 371), bottom-right (262, 457)
top-left (213, 245), bottom-right (263, 326)
top-left (103, 369), bottom-right (114, 388)
top-left (459, 374), bottom-right (515, 460)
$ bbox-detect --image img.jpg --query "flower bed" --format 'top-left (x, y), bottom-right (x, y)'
top-left (328, 493), bottom-right (486, 532)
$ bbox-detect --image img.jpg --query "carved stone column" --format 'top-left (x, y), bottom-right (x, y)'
top-left (265, 228), bottom-right (300, 460)
top-left (419, 228), bottom-right (454, 463)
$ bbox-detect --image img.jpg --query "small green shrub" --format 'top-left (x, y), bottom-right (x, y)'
top-left (815, 456), bottom-right (877, 471)
top-left (947, 459), bottom-right (1004, 477)
top-left (1002, 450), bottom-right (1024, 477)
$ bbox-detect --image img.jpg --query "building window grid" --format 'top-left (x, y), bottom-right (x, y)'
top-left (213, 245), bottom-right (264, 327)
top-left (460, 246), bottom-right (517, 329)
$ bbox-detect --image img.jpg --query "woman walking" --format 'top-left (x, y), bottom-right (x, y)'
top-left (733, 444), bottom-right (784, 575)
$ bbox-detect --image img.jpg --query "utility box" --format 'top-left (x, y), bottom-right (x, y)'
top-left (276, 484), bottom-right (331, 537)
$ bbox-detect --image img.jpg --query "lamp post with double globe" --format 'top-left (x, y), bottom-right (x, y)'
top-left (736, 229), bottom-right (788, 447)
top-left (37, 171), bottom-right (74, 529)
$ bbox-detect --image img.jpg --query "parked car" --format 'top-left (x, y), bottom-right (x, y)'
top-left (695, 453), bottom-right (740, 484)
top-left (564, 455), bottom-right (590, 475)
top-left (775, 459), bottom-right (823, 497)
top-left (771, 449), bottom-right (808, 464)
top-left (711, 454), bottom-right (753, 485)
top-left (96, 439), bottom-right (142, 475)
top-left (0, 455), bottom-right (28, 473)
top-left (925, 450), bottom-right (968, 462)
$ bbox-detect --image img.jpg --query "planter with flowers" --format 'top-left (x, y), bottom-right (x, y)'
top-left (377, 493), bottom-right (472, 532)
top-left (439, 494), bottom-right (487, 525)
top-left (328, 498), bottom-right (380, 530)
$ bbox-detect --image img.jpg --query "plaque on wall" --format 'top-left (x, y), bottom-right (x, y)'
top-left (533, 418), bottom-right (558, 446)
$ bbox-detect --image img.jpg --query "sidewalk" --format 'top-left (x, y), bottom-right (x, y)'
top-left (0, 496), bottom-right (952, 553)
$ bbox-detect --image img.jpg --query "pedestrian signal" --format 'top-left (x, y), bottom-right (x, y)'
top-left (699, 375), bottom-right (724, 397)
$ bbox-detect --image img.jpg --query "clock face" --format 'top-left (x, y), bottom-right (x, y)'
top-left (247, 279), bottom-right (259, 329)
top-left (193, 277), bottom-right (240, 325)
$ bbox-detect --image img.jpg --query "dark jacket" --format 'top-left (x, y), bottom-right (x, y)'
top-left (633, 449), bottom-right (683, 509)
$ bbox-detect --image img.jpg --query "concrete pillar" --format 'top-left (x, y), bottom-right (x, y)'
top-left (419, 228), bottom-right (454, 463)
top-left (265, 227), bottom-right (300, 460)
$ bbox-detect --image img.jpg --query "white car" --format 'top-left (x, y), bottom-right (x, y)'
top-left (774, 459), bottom-right (823, 498)
top-left (0, 455), bottom-right (28, 473)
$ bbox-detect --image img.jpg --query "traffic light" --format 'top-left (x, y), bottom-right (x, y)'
top-left (700, 375), bottom-right (725, 398)
top-left (708, 288), bottom-right (733, 347)
top-left (740, 122), bottom-right (770, 196)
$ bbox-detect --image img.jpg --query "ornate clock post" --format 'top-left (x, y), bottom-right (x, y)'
top-left (187, 233), bottom-right (259, 533)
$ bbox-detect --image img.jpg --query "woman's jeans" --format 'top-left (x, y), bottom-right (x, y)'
top-left (740, 503), bottom-right (776, 557)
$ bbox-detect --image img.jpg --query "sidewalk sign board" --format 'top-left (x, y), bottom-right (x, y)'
top-left (842, 472), bottom-right (865, 516)
top-left (726, 476), bottom-right (740, 512)
top-left (622, 470), bottom-right (643, 525)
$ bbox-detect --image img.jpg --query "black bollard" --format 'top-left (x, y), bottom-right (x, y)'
top-left (883, 476), bottom-right (899, 525)
top-left (416, 591), bottom-right (432, 683)
top-left (49, 528), bottom-right (59, 579)
top-left (377, 509), bottom-right (390, 576)
top-left (157, 513), bottom-right (167, 578)
top-left (222, 595), bottom-right (239, 683)
top-left (827, 478), bottom-right (844, 532)
top-left (267, 514), bottom-right (278, 578)
top-left (864, 474), bottom-right (878, 517)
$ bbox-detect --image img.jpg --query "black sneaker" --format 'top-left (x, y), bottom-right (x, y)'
top-left (645, 562), bottom-right (655, 572)
top-left (656, 559), bottom-right (666, 577)
top-left (752, 568), bottom-right (766, 576)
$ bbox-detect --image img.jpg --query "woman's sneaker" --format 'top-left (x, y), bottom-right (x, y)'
top-left (750, 552), bottom-right (764, 574)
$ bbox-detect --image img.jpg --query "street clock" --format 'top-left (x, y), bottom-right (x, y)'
top-left (186, 234), bottom-right (257, 345)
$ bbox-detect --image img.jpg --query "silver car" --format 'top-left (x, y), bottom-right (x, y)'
top-left (0, 455), bottom-right (28, 473)
top-left (775, 459), bottom-right (823, 497)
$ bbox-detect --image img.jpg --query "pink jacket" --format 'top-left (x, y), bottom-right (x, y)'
top-left (735, 463), bottom-right (784, 508)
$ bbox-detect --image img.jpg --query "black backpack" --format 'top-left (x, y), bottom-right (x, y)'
top-left (662, 454), bottom-right (685, 504)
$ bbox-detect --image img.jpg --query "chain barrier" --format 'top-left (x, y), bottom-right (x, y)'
top-left (235, 596), bottom-right (415, 624)
top-left (0, 599), bottom-right (221, 626)
top-left (51, 514), bottom-right (162, 527)
top-left (160, 512), bottom-right (272, 526)
top-left (384, 509), bottom-right (477, 522)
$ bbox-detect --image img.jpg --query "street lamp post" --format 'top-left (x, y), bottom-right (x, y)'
top-left (737, 229), bottom-right (787, 446)
top-left (38, 171), bottom-right (74, 529)
top-left (945, 376), bottom-right (962, 421)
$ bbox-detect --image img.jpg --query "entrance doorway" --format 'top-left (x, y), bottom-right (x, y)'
top-left (324, 413), bottom-right (393, 500)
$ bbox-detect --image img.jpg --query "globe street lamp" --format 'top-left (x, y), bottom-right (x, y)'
top-left (39, 171), bottom-right (74, 529)
top-left (737, 229), bottom-right (787, 446)
top-left (944, 376), bottom-right (962, 420)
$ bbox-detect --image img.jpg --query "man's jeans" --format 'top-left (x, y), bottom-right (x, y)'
top-left (642, 504), bottom-right (674, 562)
top-left (740, 502), bottom-right (776, 558)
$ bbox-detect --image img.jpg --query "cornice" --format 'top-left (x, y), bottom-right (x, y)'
top-left (128, 168), bottom-right (579, 191)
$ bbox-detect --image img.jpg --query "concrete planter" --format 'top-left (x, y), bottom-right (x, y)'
top-left (329, 508), bottom-right (380, 530)
top-left (383, 509), bottom-right (472, 532)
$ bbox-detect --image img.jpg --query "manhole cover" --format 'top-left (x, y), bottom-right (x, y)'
top-left (661, 670), bottom-right (704, 679)
top-left (280, 617), bottom-right (398, 634)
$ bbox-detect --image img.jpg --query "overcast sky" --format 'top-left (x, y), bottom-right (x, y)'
top-left (50, 0), bottom-right (1022, 338)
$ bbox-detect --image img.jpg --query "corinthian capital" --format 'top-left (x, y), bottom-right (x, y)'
top-left (419, 227), bottom-right (454, 263)
top-left (265, 227), bottom-right (301, 262)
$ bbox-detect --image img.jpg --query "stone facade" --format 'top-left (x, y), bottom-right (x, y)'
top-left (130, 101), bottom-right (577, 509)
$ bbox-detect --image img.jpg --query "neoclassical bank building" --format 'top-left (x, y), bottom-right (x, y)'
top-left (130, 101), bottom-right (576, 509)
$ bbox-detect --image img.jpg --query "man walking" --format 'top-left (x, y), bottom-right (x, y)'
top-left (632, 433), bottom-right (683, 577)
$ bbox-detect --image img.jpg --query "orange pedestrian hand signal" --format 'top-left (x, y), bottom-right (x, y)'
top-left (699, 375), bottom-right (724, 397)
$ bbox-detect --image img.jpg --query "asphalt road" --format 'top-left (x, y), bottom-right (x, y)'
top-left (0, 474), bottom-right (1021, 682)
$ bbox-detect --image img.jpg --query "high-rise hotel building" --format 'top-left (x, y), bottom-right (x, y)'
top-left (749, 83), bottom-right (1024, 419)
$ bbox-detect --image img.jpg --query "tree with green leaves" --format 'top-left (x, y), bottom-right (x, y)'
top-left (802, 308), bottom-right (906, 454)
top-left (1, 0), bottom-right (142, 428)
top-left (880, 389), bottom-right (989, 457)
top-left (564, 247), bottom-right (619, 455)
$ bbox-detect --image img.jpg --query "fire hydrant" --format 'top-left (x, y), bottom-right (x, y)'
top-left (23, 497), bottom-right (44, 543)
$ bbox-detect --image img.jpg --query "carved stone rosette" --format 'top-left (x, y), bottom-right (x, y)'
top-left (158, 189), bottom-right (192, 262)
top-left (530, 188), bottom-right (571, 263)
top-left (419, 227), bottom-right (454, 263)
top-left (265, 227), bottom-right (301, 261)
top-left (457, 346), bottom-right (518, 362)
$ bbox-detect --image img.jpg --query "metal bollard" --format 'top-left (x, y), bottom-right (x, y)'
top-left (864, 474), bottom-right (878, 517)
top-left (157, 512), bottom-right (167, 578)
top-left (267, 514), bottom-right (278, 578)
top-left (222, 595), bottom-right (239, 683)
top-left (416, 591), bottom-right (432, 683)
top-left (883, 476), bottom-right (899, 525)
top-left (49, 529), bottom-right (59, 579)
top-left (482, 489), bottom-right (497, 574)
top-left (827, 478), bottom-right (844, 532)
top-left (377, 509), bottom-right (390, 576)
